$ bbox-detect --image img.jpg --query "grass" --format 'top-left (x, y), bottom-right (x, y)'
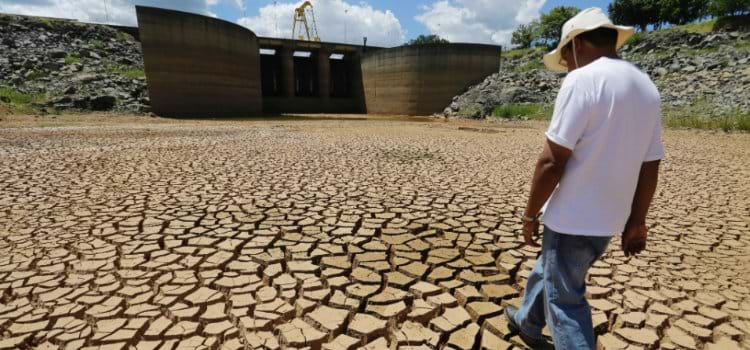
top-left (504, 47), bottom-right (539, 59)
top-left (667, 18), bottom-right (717, 34)
top-left (489, 100), bottom-right (749, 132)
top-left (457, 106), bottom-right (483, 118)
top-left (112, 66), bottom-right (145, 79)
top-left (492, 103), bottom-right (552, 120)
top-left (680, 46), bottom-right (721, 57)
top-left (33, 17), bottom-right (56, 29)
top-left (511, 60), bottom-right (545, 72)
top-left (25, 70), bottom-right (47, 80)
top-left (626, 31), bottom-right (646, 46)
top-left (115, 31), bottom-right (134, 42)
top-left (664, 113), bottom-right (750, 132)
top-left (64, 54), bottom-right (81, 65)
top-left (502, 47), bottom-right (544, 72)
top-left (0, 86), bottom-right (47, 114)
top-left (89, 39), bottom-right (106, 50)
top-left (655, 15), bottom-right (749, 34)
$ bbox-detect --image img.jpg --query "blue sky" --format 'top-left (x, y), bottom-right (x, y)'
top-left (0, 0), bottom-right (614, 47)
top-left (220, 0), bottom-right (612, 40)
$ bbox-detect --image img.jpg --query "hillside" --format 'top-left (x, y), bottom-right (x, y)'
top-left (1, 13), bottom-right (749, 130)
top-left (442, 17), bottom-right (750, 130)
top-left (0, 14), bottom-right (147, 114)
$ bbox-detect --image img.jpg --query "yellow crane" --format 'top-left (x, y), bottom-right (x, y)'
top-left (292, 1), bottom-right (320, 42)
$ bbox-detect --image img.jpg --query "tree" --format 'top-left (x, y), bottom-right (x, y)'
top-left (511, 20), bottom-right (540, 49)
top-left (709, 0), bottom-right (750, 16)
top-left (538, 6), bottom-right (580, 47)
top-left (407, 34), bottom-right (449, 45)
top-left (608, 0), bottom-right (661, 31)
top-left (660, 0), bottom-right (709, 25)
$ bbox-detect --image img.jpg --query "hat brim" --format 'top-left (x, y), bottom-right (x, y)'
top-left (543, 24), bottom-right (635, 73)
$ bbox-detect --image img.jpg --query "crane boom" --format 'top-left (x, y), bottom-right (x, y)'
top-left (292, 1), bottom-right (320, 42)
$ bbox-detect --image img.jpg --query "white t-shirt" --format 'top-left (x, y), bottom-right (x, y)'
top-left (543, 57), bottom-right (664, 237)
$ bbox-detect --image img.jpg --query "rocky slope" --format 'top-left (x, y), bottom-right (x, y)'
top-left (443, 28), bottom-right (750, 119)
top-left (0, 14), bottom-right (148, 114)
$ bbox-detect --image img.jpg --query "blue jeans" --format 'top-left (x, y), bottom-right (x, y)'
top-left (514, 227), bottom-right (611, 350)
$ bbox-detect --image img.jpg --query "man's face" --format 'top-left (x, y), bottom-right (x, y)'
top-left (560, 41), bottom-right (575, 72)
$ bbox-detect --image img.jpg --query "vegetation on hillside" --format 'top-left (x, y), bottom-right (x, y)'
top-left (492, 104), bottom-right (552, 120)
top-left (406, 34), bottom-right (449, 45)
top-left (0, 86), bottom-right (48, 114)
top-left (609, 0), bottom-right (748, 31)
top-left (511, 6), bottom-right (580, 49)
top-left (512, 0), bottom-right (749, 49)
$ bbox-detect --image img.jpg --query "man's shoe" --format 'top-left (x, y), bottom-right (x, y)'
top-left (505, 305), bottom-right (554, 350)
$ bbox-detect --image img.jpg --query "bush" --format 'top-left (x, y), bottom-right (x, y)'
top-left (0, 86), bottom-right (47, 113)
top-left (492, 104), bottom-right (552, 119)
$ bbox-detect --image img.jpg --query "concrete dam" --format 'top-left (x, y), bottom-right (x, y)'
top-left (135, 6), bottom-right (501, 117)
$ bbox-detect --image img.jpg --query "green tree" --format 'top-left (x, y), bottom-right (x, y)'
top-left (660, 0), bottom-right (709, 24)
top-left (407, 34), bottom-right (449, 45)
top-left (709, 0), bottom-right (750, 16)
top-left (538, 6), bottom-right (580, 47)
top-left (608, 0), bottom-right (661, 31)
top-left (511, 20), bottom-right (540, 49)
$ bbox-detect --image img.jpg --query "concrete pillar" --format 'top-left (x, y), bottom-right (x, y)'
top-left (317, 49), bottom-right (331, 99)
top-left (279, 47), bottom-right (296, 97)
top-left (350, 52), bottom-right (365, 105)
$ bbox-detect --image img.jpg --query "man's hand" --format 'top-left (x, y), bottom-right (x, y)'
top-left (522, 220), bottom-right (541, 247)
top-left (622, 223), bottom-right (648, 257)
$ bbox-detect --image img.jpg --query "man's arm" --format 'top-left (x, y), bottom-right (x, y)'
top-left (622, 160), bottom-right (660, 256)
top-left (521, 139), bottom-right (572, 247)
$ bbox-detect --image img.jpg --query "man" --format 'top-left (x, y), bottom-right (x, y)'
top-left (504, 7), bottom-right (664, 350)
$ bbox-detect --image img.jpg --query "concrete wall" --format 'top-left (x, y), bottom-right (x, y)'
top-left (136, 7), bottom-right (501, 117)
top-left (361, 44), bottom-right (501, 116)
top-left (257, 38), bottom-right (371, 114)
top-left (136, 6), bottom-right (262, 117)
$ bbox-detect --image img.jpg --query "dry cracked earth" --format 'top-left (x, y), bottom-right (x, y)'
top-left (0, 116), bottom-right (748, 350)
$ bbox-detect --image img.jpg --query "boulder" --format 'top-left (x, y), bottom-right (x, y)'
top-left (90, 95), bottom-right (116, 111)
top-left (49, 50), bottom-right (67, 59)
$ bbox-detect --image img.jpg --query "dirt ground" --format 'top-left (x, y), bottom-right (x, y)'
top-left (0, 114), bottom-right (748, 349)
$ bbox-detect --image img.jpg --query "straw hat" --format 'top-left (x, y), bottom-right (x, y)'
top-left (543, 7), bottom-right (635, 72)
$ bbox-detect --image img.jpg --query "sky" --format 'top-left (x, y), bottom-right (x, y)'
top-left (0, 0), bottom-right (612, 47)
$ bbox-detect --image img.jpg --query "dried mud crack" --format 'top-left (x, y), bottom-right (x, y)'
top-left (0, 118), bottom-right (748, 350)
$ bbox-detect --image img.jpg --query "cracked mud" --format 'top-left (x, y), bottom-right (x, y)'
top-left (0, 117), bottom-right (748, 349)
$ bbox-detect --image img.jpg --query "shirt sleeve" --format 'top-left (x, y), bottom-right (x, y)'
top-left (644, 116), bottom-right (665, 161)
top-left (545, 75), bottom-right (593, 151)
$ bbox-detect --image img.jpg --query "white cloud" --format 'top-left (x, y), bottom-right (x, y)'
top-left (0, 0), bottom-right (216, 26)
top-left (415, 0), bottom-right (546, 47)
top-left (237, 0), bottom-right (406, 47)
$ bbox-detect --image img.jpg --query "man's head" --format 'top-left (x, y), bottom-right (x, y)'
top-left (559, 27), bottom-right (619, 71)
top-left (543, 7), bottom-right (634, 73)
